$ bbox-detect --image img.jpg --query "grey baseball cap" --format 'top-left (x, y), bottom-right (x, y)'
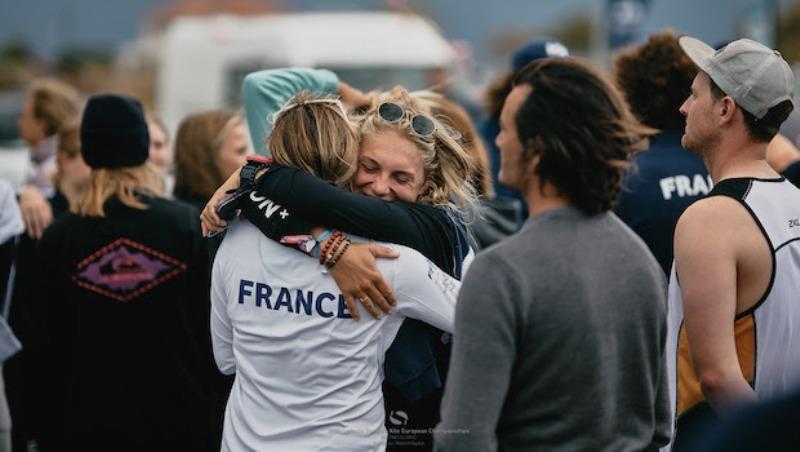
top-left (678, 36), bottom-right (795, 119)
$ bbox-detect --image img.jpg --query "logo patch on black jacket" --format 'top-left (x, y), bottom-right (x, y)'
top-left (72, 238), bottom-right (187, 302)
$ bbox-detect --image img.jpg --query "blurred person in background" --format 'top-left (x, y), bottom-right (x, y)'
top-left (15, 79), bottom-right (81, 239)
top-left (686, 386), bottom-right (800, 452)
top-left (0, 180), bottom-right (24, 452)
top-left (0, 181), bottom-right (24, 299)
top-left (613, 29), bottom-right (710, 276)
top-left (0, 180), bottom-right (23, 330)
top-left (30, 94), bottom-right (221, 452)
top-left (783, 146), bottom-right (800, 187)
top-left (417, 92), bottom-right (514, 250)
top-left (202, 67), bottom-right (477, 451)
top-left (765, 133), bottom-right (800, 173)
top-left (146, 114), bottom-right (174, 196)
top-left (173, 110), bottom-right (248, 261)
top-left (51, 125), bottom-right (92, 210)
top-left (171, 111), bottom-right (245, 412)
top-left (173, 111), bottom-right (248, 212)
top-left (435, 58), bottom-right (669, 451)
top-left (479, 38), bottom-right (570, 232)
top-left (765, 130), bottom-right (800, 194)
top-left (4, 123), bottom-right (90, 452)
top-left (427, 65), bottom-right (483, 124)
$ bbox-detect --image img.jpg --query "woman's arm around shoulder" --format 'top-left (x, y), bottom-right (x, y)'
top-left (242, 68), bottom-right (339, 155)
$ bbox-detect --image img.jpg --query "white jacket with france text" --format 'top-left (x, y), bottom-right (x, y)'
top-left (211, 218), bottom-right (460, 451)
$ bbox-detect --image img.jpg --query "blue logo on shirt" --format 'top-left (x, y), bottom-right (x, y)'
top-left (238, 279), bottom-right (352, 319)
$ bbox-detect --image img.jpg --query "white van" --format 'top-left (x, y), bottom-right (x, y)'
top-left (156, 12), bottom-right (456, 137)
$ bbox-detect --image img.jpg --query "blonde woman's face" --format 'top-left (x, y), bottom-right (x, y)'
top-left (354, 130), bottom-right (424, 203)
top-left (216, 122), bottom-right (249, 179)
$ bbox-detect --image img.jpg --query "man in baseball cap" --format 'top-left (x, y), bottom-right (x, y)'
top-left (665, 36), bottom-right (800, 450)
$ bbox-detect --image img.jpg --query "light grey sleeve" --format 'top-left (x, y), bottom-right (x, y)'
top-left (434, 253), bottom-right (522, 452)
top-left (650, 351), bottom-right (672, 450)
top-left (0, 179), bottom-right (24, 244)
top-left (651, 274), bottom-right (672, 450)
top-left (210, 254), bottom-right (236, 376)
top-left (392, 246), bottom-right (460, 334)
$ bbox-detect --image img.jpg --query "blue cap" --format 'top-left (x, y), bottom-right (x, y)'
top-left (512, 39), bottom-right (570, 71)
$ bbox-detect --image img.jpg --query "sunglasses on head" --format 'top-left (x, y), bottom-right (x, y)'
top-left (377, 102), bottom-right (436, 137)
top-left (272, 97), bottom-right (347, 124)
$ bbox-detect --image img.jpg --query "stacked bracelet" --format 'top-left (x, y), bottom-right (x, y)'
top-left (325, 240), bottom-right (350, 269)
top-left (319, 231), bottom-right (345, 266)
top-left (319, 230), bottom-right (352, 270)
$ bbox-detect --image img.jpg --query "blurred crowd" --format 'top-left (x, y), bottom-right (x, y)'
top-left (0, 27), bottom-right (799, 452)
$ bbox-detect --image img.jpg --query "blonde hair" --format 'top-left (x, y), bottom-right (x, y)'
top-left (417, 92), bottom-right (494, 198)
top-left (173, 110), bottom-right (241, 201)
top-left (357, 86), bottom-right (478, 215)
top-left (268, 92), bottom-right (358, 187)
top-left (52, 122), bottom-right (81, 188)
top-left (29, 78), bottom-right (81, 136)
top-left (73, 163), bottom-right (164, 217)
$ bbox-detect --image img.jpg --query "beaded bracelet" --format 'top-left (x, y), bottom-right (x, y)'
top-left (318, 231), bottom-right (340, 263)
top-left (326, 236), bottom-right (348, 267)
top-left (319, 231), bottom-right (344, 266)
top-left (325, 239), bottom-right (351, 269)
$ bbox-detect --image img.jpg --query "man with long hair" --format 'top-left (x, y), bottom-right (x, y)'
top-left (435, 58), bottom-right (670, 451)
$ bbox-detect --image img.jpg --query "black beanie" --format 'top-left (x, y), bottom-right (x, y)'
top-left (80, 94), bottom-right (150, 169)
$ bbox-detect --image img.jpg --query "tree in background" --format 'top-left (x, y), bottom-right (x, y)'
top-left (779, 2), bottom-right (800, 65)
top-left (0, 40), bottom-right (37, 90)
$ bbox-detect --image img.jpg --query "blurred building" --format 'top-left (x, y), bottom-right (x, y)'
top-left (119, 6), bottom-right (456, 134)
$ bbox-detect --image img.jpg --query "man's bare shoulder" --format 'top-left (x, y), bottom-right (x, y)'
top-left (676, 195), bottom-right (759, 241)
top-left (674, 193), bottom-right (770, 293)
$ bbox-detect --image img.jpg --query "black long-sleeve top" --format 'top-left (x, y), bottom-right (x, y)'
top-left (240, 165), bottom-right (468, 278)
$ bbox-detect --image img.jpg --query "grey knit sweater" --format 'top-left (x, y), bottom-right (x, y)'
top-left (435, 206), bottom-right (671, 452)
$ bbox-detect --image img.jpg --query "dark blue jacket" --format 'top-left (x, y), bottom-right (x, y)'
top-left (783, 159), bottom-right (800, 188)
top-left (615, 131), bottom-right (710, 275)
